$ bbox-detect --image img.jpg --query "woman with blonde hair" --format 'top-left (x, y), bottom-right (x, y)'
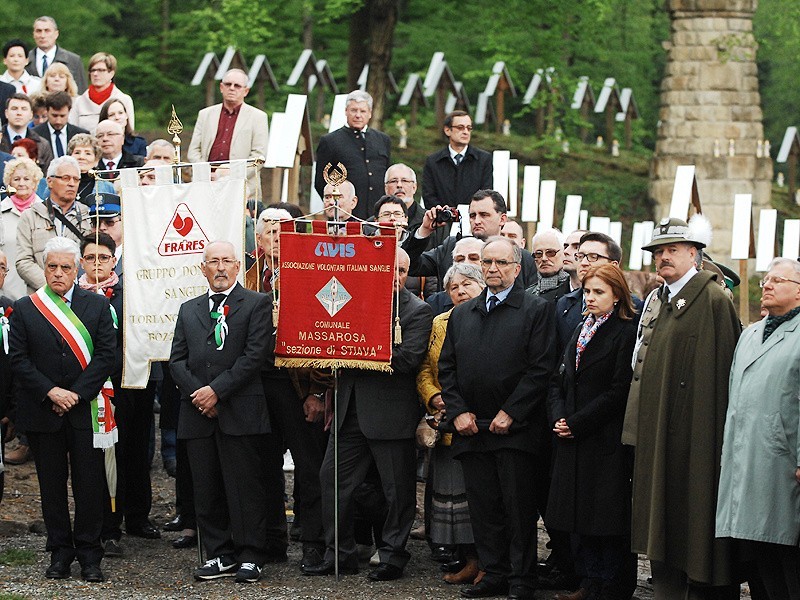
top-left (1, 157), bottom-right (44, 299)
top-left (69, 53), bottom-right (135, 131)
top-left (40, 62), bottom-right (78, 97)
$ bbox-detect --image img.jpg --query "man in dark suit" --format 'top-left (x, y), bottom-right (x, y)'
top-left (169, 241), bottom-right (276, 584)
top-left (95, 120), bottom-right (144, 178)
top-left (0, 81), bottom-right (14, 126)
top-left (8, 236), bottom-right (115, 582)
top-left (27, 16), bottom-right (87, 93)
top-left (1, 93), bottom-right (53, 171)
top-left (439, 236), bottom-right (556, 600)
top-left (304, 248), bottom-right (433, 580)
top-left (421, 111), bottom-right (493, 209)
top-left (33, 91), bottom-right (88, 159)
top-left (0, 250), bottom-right (13, 504)
top-left (403, 189), bottom-right (537, 292)
top-left (314, 90), bottom-right (391, 220)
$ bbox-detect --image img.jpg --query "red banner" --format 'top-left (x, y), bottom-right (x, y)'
top-left (274, 225), bottom-right (397, 371)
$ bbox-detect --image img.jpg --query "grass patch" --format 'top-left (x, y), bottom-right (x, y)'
top-left (0, 548), bottom-right (36, 566)
top-left (0, 594), bottom-right (28, 600)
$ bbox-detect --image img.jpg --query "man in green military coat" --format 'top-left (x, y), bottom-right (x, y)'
top-left (623, 217), bottom-right (741, 599)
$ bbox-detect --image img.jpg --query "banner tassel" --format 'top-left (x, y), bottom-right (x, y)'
top-left (394, 315), bottom-right (402, 345)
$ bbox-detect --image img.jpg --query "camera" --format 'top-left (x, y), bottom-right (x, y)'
top-left (434, 206), bottom-right (460, 224)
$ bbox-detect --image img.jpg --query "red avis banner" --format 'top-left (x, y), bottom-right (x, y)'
top-left (274, 221), bottom-right (397, 372)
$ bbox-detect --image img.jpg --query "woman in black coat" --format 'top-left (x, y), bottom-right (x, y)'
top-left (545, 264), bottom-right (638, 600)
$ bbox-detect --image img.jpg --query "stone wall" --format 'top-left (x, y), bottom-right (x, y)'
top-left (650, 0), bottom-right (772, 262)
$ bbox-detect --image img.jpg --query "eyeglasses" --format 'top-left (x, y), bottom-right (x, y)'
top-left (481, 258), bottom-right (518, 267)
top-left (51, 174), bottom-right (80, 183)
top-left (221, 81), bottom-right (245, 89)
top-left (385, 178), bottom-right (415, 186)
top-left (83, 254), bottom-right (113, 263)
top-left (89, 68), bottom-right (109, 74)
top-left (378, 211), bottom-right (405, 219)
top-left (45, 263), bottom-right (75, 273)
top-left (203, 258), bottom-right (238, 268)
top-left (759, 275), bottom-right (800, 288)
top-left (454, 254), bottom-right (481, 263)
top-left (575, 252), bottom-right (611, 263)
top-left (99, 218), bottom-right (121, 226)
top-left (449, 124), bottom-right (473, 131)
top-left (0, 266), bottom-right (8, 274)
top-left (533, 249), bottom-right (560, 259)
top-left (95, 132), bottom-right (122, 139)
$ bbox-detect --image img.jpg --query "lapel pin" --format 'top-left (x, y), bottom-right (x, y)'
top-left (676, 298), bottom-right (686, 309)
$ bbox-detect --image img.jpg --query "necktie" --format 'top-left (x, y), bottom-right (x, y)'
top-left (659, 285), bottom-right (670, 306)
top-left (454, 153), bottom-right (463, 166)
top-left (487, 295), bottom-right (499, 312)
top-left (210, 293), bottom-right (226, 314)
top-left (12, 135), bottom-right (21, 143)
top-left (106, 160), bottom-right (115, 171)
top-left (42, 55), bottom-right (48, 75)
top-left (53, 129), bottom-right (64, 157)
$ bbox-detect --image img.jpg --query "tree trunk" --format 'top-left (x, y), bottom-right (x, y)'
top-left (160, 0), bottom-right (170, 72)
top-left (366, 0), bottom-right (398, 130)
top-left (347, 6), bottom-right (369, 92)
top-left (302, 1), bottom-right (314, 49)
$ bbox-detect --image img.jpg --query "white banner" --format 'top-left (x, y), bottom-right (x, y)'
top-left (121, 178), bottom-right (246, 388)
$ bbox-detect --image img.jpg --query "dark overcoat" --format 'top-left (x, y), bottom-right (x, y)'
top-left (545, 312), bottom-right (636, 536)
top-left (421, 145), bottom-right (493, 209)
top-left (438, 281), bottom-right (556, 456)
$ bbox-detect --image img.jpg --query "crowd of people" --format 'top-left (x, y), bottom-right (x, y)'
top-left (0, 15), bottom-right (799, 600)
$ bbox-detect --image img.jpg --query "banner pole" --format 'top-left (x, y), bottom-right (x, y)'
top-left (333, 367), bottom-right (339, 581)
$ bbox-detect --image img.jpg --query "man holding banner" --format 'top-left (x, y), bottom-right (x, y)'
top-left (169, 241), bottom-right (275, 584)
top-left (8, 236), bottom-right (116, 582)
top-left (306, 249), bottom-right (433, 580)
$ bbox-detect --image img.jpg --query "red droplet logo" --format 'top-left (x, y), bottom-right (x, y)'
top-left (173, 214), bottom-right (193, 237)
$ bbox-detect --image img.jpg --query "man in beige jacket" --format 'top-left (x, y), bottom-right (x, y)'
top-left (187, 69), bottom-right (268, 201)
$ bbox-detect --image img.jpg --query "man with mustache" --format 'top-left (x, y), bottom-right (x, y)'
top-left (623, 217), bottom-right (741, 600)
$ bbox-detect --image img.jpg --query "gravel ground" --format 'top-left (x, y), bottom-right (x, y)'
top-left (0, 441), bottom-right (747, 599)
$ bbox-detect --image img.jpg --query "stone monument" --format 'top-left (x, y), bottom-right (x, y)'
top-left (650, 0), bottom-right (772, 260)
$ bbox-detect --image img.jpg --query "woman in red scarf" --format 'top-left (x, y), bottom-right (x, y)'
top-left (69, 53), bottom-right (135, 132)
top-left (1, 157), bottom-right (44, 299)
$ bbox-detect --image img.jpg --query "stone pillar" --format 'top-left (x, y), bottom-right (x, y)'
top-left (650, 0), bottom-right (772, 261)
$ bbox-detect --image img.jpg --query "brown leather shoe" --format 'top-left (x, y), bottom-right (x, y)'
top-left (5, 444), bottom-right (32, 465)
top-left (443, 558), bottom-right (479, 584)
top-left (555, 588), bottom-right (589, 600)
top-left (473, 570), bottom-right (485, 585)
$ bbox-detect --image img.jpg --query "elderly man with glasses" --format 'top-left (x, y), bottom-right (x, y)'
top-left (187, 69), bottom-right (269, 201)
top-left (716, 257), bottom-right (800, 600)
top-left (526, 227), bottom-right (571, 302)
top-left (15, 155), bottom-right (91, 294)
top-left (439, 236), bottom-right (556, 600)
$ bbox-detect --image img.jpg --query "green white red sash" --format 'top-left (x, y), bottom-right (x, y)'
top-left (31, 286), bottom-right (117, 448)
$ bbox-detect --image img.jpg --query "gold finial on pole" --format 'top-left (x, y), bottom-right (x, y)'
top-left (322, 162), bottom-right (348, 222)
top-left (168, 105), bottom-right (184, 165)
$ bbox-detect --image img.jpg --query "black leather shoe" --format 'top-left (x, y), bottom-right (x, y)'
top-left (431, 545), bottom-right (455, 563)
top-left (163, 515), bottom-right (185, 532)
top-left (461, 579), bottom-right (510, 598)
top-left (127, 523), bottom-right (161, 539)
top-left (507, 585), bottom-right (537, 600)
top-left (442, 559), bottom-right (467, 573)
top-left (81, 564), bottom-right (105, 582)
top-left (45, 560), bottom-right (71, 579)
top-left (301, 559), bottom-right (358, 576)
top-left (368, 563), bottom-right (403, 581)
top-left (300, 546), bottom-right (325, 569)
top-left (172, 534), bottom-right (197, 549)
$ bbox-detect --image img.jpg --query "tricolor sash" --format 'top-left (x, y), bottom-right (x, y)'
top-left (31, 286), bottom-right (117, 448)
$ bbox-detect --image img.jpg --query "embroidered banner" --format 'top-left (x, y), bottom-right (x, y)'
top-left (275, 223), bottom-right (396, 371)
top-left (121, 178), bottom-right (245, 388)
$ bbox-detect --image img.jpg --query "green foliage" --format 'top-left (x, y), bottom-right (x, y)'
top-left (0, 548), bottom-right (36, 566)
top-left (0, 594), bottom-right (28, 600)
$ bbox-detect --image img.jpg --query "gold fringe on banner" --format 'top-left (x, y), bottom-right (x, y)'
top-left (275, 357), bottom-right (393, 373)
